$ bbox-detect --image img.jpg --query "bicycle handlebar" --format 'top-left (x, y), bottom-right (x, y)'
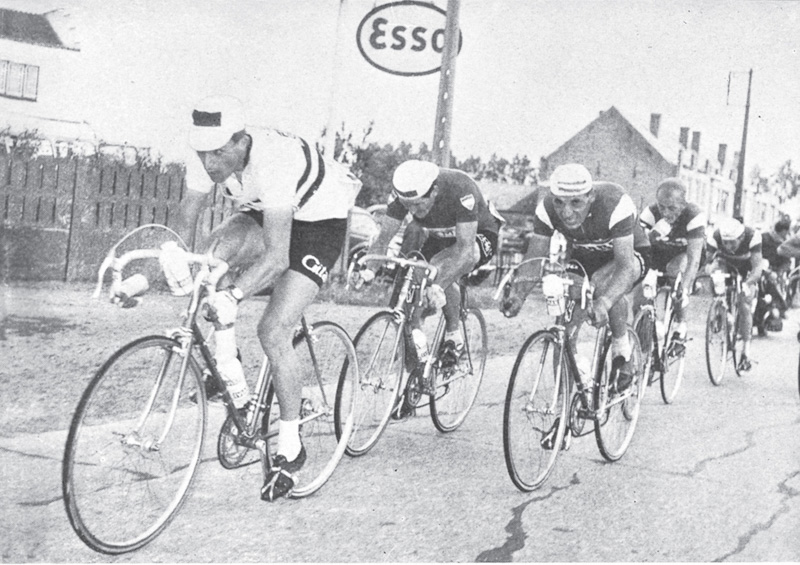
top-left (93, 247), bottom-right (229, 299)
top-left (347, 253), bottom-right (439, 290)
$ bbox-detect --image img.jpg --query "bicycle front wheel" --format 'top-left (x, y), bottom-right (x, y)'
top-left (705, 297), bottom-right (729, 385)
top-left (62, 335), bottom-right (206, 554)
top-left (503, 330), bottom-right (568, 492)
top-left (265, 321), bottom-right (357, 498)
top-left (336, 311), bottom-right (404, 456)
top-left (431, 307), bottom-right (488, 433)
top-left (659, 300), bottom-right (686, 403)
top-left (595, 327), bottom-right (645, 462)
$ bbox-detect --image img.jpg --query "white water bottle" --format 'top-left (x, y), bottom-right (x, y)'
top-left (215, 355), bottom-right (249, 409)
top-left (411, 328), bottom-right (429, 362)
top-left (576, 355), bottom-right (591, 387)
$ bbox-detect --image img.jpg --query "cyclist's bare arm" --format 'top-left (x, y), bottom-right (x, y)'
top-left (683, 236), bottom-right (704, 290)
top-left (233, 206), bottom-right (293, 300)
top-left (745, 250), bottom-right (763, 287)
top-left (595, 234), bottom-right (638, 308)
top-left (367, 214), bottom-right (404, 256)
top-left (777, 236), bottom-right (800, 258)
top-left (429, 220), bottom-right (478, 288)
top-left (176, 189), bottom-right (209, 250)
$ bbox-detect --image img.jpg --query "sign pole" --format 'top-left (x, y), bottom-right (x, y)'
top-left (432, 0), bottom-right (460, 167)
top-left (733, 68), bottom-right (753, 220)
top-left (324, 0), bottom-right (347, 160)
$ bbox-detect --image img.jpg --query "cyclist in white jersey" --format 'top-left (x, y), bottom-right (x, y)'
top-left (170, 95), bottom-right (362, 501)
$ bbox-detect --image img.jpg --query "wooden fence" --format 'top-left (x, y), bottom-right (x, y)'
top-left (0, 154), bottom-right (232, 282)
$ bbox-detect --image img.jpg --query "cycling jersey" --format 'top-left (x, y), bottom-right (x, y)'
top-left (708, 226), bottom-right (762, 276)
top-left (760, 231), bottom-right (791, 272)
top-left (185, 126), bottom-right (362, 222)
top-left (385, 168), bottom-right (503, 237)
top-left (640, 202), bottom-right (706, 269)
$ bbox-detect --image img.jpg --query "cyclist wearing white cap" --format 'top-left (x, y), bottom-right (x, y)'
top-left (502, 163), bottom-right (651, 394)
top-left (360, 159), bottom-right (503, 417)
top-left (172, 95), bottom-right (362, 501)
top-left (639, 177), bottom-right (707, 346)
top-left (706, 216), bottom-right (763, 371)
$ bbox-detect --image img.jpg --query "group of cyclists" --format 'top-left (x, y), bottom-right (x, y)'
top-left (150, 94), bottom-right (795, 501)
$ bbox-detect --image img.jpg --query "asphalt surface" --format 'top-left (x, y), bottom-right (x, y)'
top-left (2, 293), bottom-right (799, 562)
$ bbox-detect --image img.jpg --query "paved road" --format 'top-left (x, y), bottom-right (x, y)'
top-left (2, 292), bottom-right (799, 562)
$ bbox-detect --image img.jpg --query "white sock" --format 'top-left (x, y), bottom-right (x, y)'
top-left (742, 340), bottom-right (751, 356)
top-left (445, 329), bottom-right (464, 348)
top-left (612, 335), bottom-right (632, 361)
top-left (675, 322), bottom-right (688, 337)
top-left (277, 419), bottom-right (301, 461)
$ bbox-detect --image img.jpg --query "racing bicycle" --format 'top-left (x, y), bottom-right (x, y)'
top-left (705, 268), bottom-right (746, 385)
top-left (497, 257), bottom-right (645, 492)
top-left (336, 254), bottom-right (487, 456)
top-left (633, 269), bottom-right (687, 404)
top-left (62, 232), bottom-right (358, 554)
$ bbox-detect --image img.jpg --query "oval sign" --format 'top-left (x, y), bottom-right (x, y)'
top-left (356, 1), bottom-right (463, 77)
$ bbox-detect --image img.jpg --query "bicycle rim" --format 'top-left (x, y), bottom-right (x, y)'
top-left (431, 308), bottom-right (487, 432)
top-left (503, 330), bottom-right (568, 492)
top-left (265, 322), bottom-right (357, 498)
top-left (705, 297), bottom-right (728, 385)
top-left (659, 309), bottom-right (685, 404)
top-left (337, 311), bottom-right (403, 456)
top-left (62, 336), bottom-right (206, 554)
top-left (632, 309), bottom-right (655, 399)
top-left (595, 327), bottom-right (644, 462)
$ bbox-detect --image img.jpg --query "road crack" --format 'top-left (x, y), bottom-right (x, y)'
top-left (713, 470), bottom-right (800, 562)
top-left (475, 473), bottom-right (580, 562)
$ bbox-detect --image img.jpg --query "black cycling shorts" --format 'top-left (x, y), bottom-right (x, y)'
top-left (419, 230), bottom-right (498, 269)
top-left (241, 210), bottom-right (346, 287)
top-left (568, 246), bottom-right (651, 286)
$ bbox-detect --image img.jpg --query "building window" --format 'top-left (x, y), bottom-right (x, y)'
top-left (0, 60), bottom-right (39, 101)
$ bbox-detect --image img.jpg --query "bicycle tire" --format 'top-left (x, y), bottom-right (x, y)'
top-left (264, 321), bottom-right (357, 498)
top-left (336, 311), bottom-right (404, 456)
top-left (658, 289), bottom-right (685, 404)
top-left (63, 335), bottom-right (206, 554)
top-left (731, 300), bottom-right (745, 377)
top-left (632, 308), bottom-right (656, 399)
top-left (503, 329), bottom-right (568, 492)
top-left (594, 327), bottom-right (645, 462)
top-left (431, 307), bottom-right (488, 433)
top-left (705, 297), bottom-right (729, 386)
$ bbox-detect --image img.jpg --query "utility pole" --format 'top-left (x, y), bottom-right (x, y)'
top-left (432, 0), bottom-right (460, 167)
top-left (733, 68), bottom-right (752, 219)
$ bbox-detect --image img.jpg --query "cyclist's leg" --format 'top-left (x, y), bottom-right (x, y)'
top-left (737, 282), bottom-right (755, 368)
top-left (666, 253), bottom-right (689, 337)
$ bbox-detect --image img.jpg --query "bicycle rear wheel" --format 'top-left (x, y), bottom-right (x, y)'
top-left (431, 307), bottom-right (488, 432)
top-left (658, 291), bottom-right (685, 404)
top-left (503, 330), bottom-right (568, 492)
top-left (705, 297), bottom-right (729, 385)
top-left (595, 327), bottom-right (644, 462)
top-left (62, 336), bottom-right (206, 554)
top-left (336, 311), bottom-right (404, 456)
top-left (264, 321), bottom-right (357, 498)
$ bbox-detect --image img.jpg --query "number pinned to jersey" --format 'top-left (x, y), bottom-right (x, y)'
top-left (460, 194), bottom-right (475, 210)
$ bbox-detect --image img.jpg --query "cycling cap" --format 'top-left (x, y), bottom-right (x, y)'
top-left (549, 164), bottom-right (593, 196)
top-left (718, 217), bottom-right (745, 240)
top-left (189, 95), bottom-right (246, 152)
top-left (392, 160), bottom-right (440, 200)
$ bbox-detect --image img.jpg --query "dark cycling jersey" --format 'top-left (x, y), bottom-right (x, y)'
top-left (640, 202), bottom-right (706, 269)
top-left (760, 231), bottom-right (790, 272)
top-left (386, 168), bottom-right (503, 237)
top-left (708, 226), bottom-right (762, 276)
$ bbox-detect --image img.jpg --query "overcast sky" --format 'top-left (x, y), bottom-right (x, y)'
top-left (3, 0), bottom-right (798, 174)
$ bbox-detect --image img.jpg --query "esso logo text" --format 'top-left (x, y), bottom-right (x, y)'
top-left (356, 1), bottom-right (463, 77)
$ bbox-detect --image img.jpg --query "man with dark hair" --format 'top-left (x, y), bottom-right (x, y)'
top-left (762, 218), bottom-right (792, 274)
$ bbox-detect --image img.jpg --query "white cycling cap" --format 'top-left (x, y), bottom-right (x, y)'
top-left (549, 163), bottom-right (593, 196)
top-left (392, 160), bottom-right (440, 200)
top-left (717, 217), bottom-right (745, 240)
top-left (189, 95), bottom-right (246, 152)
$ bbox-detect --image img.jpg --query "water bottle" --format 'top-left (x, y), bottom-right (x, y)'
top-left (411, 328), bottom-right (429, 362)
top-left (576, 355), bottom-right (591, 387)
top-left (655, 320), bottom-right (666, 342)
top-left (160, 241), bottom-right (193, 296)
top-left (215, 356), bottom-right (249, 409)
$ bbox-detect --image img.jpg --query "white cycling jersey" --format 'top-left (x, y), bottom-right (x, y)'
top-left (185, 126), bottom-right (362, 222)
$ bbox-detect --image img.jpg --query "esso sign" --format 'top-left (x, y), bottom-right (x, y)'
top-left (356, 1), bottom-right (463, 77)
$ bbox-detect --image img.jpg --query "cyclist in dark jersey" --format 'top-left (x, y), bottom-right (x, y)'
top-left (706, 217), bottom-right (763, 371)
top-left (502, 163), bottom-right (651, 394)
top-left (639, 177), bottom-right (706, 345)
top-left (359, 160), bottom-right (503, 417)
